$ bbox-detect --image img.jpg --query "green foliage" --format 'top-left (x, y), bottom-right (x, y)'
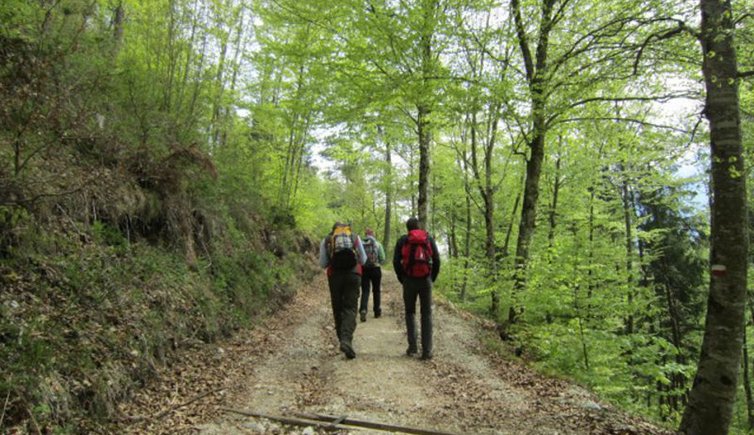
top-left (1, 0), bottom-right (752, 432)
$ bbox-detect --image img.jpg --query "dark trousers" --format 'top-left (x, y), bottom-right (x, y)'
top-left (328, 271), bottom-right (361, 345)
top-left (403, 276), bottom-right (432, 354)
top-left (360, 266), bottom-right (382, 315)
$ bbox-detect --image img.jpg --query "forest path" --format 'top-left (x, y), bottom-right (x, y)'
top-left (120, 273), bottom-right (673, 435)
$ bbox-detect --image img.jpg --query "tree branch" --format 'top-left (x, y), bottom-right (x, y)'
top-left (633, 20), bottom-right (698, 74)
top-left (734, 12), bottom-right (753, 26)
top-left (553, 116), bottom-right (690, 133)
top-left (563, 92), bottom-right (698, 111)
top-left (511, 0), bottom-right (534, 83)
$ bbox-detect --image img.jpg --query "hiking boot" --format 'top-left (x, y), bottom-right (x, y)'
top-left (420, 352), bottom-right (433, 361)
top-left (360, 310), bottom-right (367, 322)
top-left (406, 347), bottom-right (418, 357)
top-left (374, 310), bottom-right (381, 319)
top-left (340, 341), bottom-right (356, 359)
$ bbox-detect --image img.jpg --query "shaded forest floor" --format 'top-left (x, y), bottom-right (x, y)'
top-left (117, 273), bottom-right (677, 434)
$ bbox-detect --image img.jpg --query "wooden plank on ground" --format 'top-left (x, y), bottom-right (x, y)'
top-left (221, 408), bottom-right (350, 431)
top-left (294, 411), bottom-right (462, 435)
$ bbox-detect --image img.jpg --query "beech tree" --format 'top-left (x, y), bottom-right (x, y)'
top-left (679, 0), bottom-right (748, 433)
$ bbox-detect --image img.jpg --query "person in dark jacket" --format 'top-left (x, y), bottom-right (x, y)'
top-left (319, 222), bottom-right (367, 359)
top-left (359, 228), bottom-right (386, 322)
top-left (393, 217), bottom-right (441, 360)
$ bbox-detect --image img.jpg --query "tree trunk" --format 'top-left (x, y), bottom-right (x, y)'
top-left (448, 211), bottom-right (458, 258)
top-left (547, 153), bottom-right (561, 249)
top-left (508, 0), bottom-right (555, 323)
top-left (743, 329), bottom-right (754, 430)
top-left (679, 0), bottom-right (747, 433)
top-left (417, 104), bottom-right (431, 227)
top-left (381, 126), bottom-right (393, 249)
top-left (112, 1), bottom-right (125, 50)
top-left (220, 6), bottom-right (246, 148)
top-left (502, 171), bottom-right (524, 260)
top-left (470, 107), bottom-right (499, 315)
top-left (621, 167), bottom-right (635, 334)
top-left (509, 116), bottom-right (546, 322)
top-left (748, 297), bottom-right (754, 430)
top-left (416, 0), bottom-right (436, 228)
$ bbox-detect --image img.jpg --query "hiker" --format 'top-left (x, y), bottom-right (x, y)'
top-left (319, 222), bottom-right (367, 359)
top-left (359, 228), bottom-right (386, 322)
top-left (393, 217), bottom-right (441, 360)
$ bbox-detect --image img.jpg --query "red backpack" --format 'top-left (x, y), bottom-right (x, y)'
top-left (401, 229), bottom-right (433, 278)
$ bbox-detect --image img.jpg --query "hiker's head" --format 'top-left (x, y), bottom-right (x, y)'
top-left (332, 221), bottom-right (345, 231)
top-left (365, 228), bottom-right (375, 237)
top-left (406, 217), bottom-right (420, 231)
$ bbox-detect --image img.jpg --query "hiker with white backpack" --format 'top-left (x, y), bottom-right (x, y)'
top-left (319, 222), bottom-right (367, 359)
top-left (359, 228), bottom-right (386, 322)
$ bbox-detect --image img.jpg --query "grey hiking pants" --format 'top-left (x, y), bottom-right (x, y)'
top-left (402, 276), bottom-right (432, 354)
top-left (328, 271), bottom-right (361, 346)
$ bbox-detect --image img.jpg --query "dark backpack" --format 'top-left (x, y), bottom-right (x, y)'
top-left (328, 223), bottom-right (357, 269)
top-left (363, 237), bottom-right (380, 267)
top-left (401, 229), bottom-right (433, 278)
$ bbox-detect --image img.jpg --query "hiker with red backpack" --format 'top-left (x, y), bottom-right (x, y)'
top-left (319, 222), bottom-right (368, 359)
top-left (392, 217), bottom-right (441, 360)
top-left (359, 228), bottom-right (386, 322)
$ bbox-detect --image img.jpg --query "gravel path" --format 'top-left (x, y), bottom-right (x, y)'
top-left (120, 273), bottom-right (676, 435)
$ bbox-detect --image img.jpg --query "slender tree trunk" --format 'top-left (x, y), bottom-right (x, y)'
top-left (743, 329), bottom-right (754, 430)
top-left (188, 30), bottom-right (208, 125)
top-left (219, 7), bottom-right (246, 148)
top-left (509, 117), bottom-right (546, 322)
top-left (508, 0), bottom-right (555, 323)
top-left (621, 167), bottom-right (635, 334)
top-left (290, 112), bottom-right (312, 203)
top-left (574, 283), bottom-right (590, 370)
top-left (176, 0), bottom-right (200, 129)
top-left (586, 185), bottom-right (596, 301)
top-left (164, 0), bottom-right (177, 112)
top-left (503, 171), bottom-right (525, 260)
top-left (661, 276), bottom-right (687, 413)
top-left (210, 1), bottom-right (232, 148)
top-left (462, 176), bottom-right (472, 301)
top-left (485, 104), bottom-right (500, 315)
top-left (281, 61), bottom-right (307, 208)
top-left (747, 298), bottom-right (754, 430)
top-left (547, 153), bottom-right (561, 249)
top-left (416, 0), bottom-right (436, 228)
top-left (112, 1), bottom-right (124, 50)
top-left (449, 211), bottom-right (458, 258)
top-left (470, 107), bottom-right (499, 315)
top-left (680, 0), bottom-right (747, 432)
top-left (417, 103), bottom-right (431, 228)
top-left (381, 126), bottom-right (393, 249)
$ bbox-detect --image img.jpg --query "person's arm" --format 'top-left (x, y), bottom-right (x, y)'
top-left (393, 237), bottom-right (404, 282)
top-left (318, 239), bottom-right (329, 268)
top-left (430, 236), bottom-right (441, 282)
top-left (355, 236), bottom-right (368, 265)
top-left (377, 241), bottom-right (386, 265)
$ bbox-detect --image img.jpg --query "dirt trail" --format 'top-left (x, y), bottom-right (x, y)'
top-left (120, 273), bottom-right (674, 435)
